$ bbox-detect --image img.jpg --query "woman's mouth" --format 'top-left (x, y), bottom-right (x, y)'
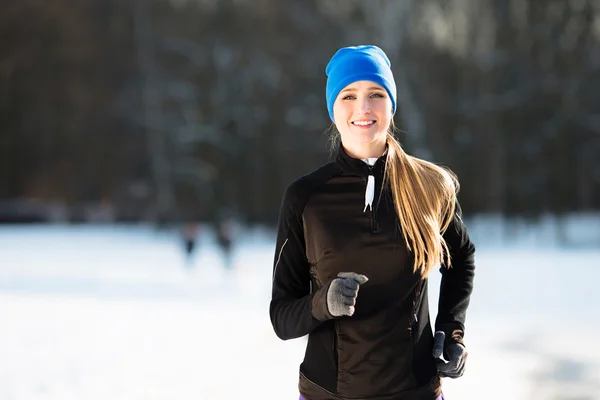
top-left (352, 120), bottom-right (376, 127)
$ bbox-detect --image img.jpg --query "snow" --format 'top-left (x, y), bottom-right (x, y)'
top-left (0, 222), bottom-right (598, 399)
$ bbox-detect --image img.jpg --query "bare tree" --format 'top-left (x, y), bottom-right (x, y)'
top-left (133, 0), bottom-right (176, 223)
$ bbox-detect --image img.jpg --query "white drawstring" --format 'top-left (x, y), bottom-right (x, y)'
top-left (362, 157), bottom-right (379, 212)
top-left (364, 174), bottom-right (375, 212)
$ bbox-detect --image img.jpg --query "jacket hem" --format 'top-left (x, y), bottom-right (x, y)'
top-left (299, 372), bottom-right (441, 400)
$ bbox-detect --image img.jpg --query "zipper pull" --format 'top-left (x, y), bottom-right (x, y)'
top-left (364, 174), bottom-right (375, 212)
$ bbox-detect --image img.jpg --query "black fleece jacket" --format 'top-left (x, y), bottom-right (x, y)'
top-left (270, 146), bottom-right (476, 400)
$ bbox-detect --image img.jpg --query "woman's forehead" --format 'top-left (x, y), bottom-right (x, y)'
top-left (340, 80), bottom-right (385, 92)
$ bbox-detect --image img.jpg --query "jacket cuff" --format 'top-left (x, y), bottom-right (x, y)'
top-left (438, 323), bottom-right (465, 346)
top-left (311, 280), bottom-right (334, 321)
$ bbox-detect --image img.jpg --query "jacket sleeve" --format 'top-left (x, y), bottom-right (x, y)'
top-left (269, 183), bottom-right (326, 340)
top-left (435, 202), bottom-right (476, 344)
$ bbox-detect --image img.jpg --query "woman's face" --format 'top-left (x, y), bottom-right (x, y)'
top-left (333, 80), bottom-right (392, 157)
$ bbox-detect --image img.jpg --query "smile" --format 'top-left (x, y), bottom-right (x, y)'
top-left (352, 120), bottom-right (375, 126)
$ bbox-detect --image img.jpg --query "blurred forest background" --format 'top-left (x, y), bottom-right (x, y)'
top-left (1, 0), bottom-right (599, 227)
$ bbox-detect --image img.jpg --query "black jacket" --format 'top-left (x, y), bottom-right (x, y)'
top-left (270, 146), bottom-right (476, 400)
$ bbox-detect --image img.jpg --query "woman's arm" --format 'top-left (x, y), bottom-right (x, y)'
top-left (269, 183), bottom-right (326, 340)
top-left (435, 202), bottom-right (476, 344)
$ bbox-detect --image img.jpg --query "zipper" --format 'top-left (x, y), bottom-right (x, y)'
top-left (409, 280), bottom-right (425, 338)
top-left (365, 166), bottom-right (379, 233)
top-left (308, 266), bottom-right (318, 295)
top-left (309, 264), bottom-right (322, 288)
top-left (332, 321), bottom-right (339, 368)
top-left (370, 207), bottom-right (379, 232)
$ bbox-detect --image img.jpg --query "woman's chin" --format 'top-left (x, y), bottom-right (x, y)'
top-left (349, 131), bottom-right (386, 145)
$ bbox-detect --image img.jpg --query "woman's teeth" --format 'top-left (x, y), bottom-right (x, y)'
top-left (352, 121), bottom-right (374, 126)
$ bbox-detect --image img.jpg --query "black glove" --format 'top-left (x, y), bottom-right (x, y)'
top-left (311, 272), bottom-right (368, 320)
top-left (432, 330), bottom-right (468, 378)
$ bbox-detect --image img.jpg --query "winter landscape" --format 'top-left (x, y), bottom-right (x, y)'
top-left (0, 217), bottom-right (598, 400)
top-left (3, 1), bottom-right (599, 400)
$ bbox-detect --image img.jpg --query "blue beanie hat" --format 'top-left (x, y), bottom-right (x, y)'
top-left (325, 45), bottom-right (397, 122)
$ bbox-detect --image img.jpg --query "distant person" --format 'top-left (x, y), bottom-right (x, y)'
top-left (181, 222), bottom-right (200, 266)
top-left (269, 45), bottom-right (476, 400)
top-left (216, 219), bottom-right (234, 270)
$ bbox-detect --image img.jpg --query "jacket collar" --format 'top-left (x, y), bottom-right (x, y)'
top-left (335, 145), bottom-right (387, 177)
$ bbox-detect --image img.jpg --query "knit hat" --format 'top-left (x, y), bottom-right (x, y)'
top-left (325, 45), bottom-right (397, 122)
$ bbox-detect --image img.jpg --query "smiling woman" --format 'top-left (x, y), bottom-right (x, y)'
top-left (269, 45), bottom-right (476, 400)
top-left (332, 80), bottom-right (392, 159)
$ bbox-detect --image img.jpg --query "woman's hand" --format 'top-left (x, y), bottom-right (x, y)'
top-left (432, 330), bottom-right (468, 378)
top-left (326, 272), bottom-right (369, 317)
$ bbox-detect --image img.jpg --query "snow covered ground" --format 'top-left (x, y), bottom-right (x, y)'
top-left (0, 222), bottom-right (598, 400)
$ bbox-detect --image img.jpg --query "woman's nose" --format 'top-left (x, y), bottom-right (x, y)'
top-left (356, 99), bottom-right (372, 114)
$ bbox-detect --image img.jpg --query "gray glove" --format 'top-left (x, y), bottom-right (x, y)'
top-left (326, 272), bottom-right (369, 317)
top-left (432, 330), bottom-right (468, 378)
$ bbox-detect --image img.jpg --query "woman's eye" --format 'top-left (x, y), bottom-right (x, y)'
top-left (341, 93), bottom-right (384, 100)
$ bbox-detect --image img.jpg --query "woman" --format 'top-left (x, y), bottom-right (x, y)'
top-left (269, 45), bottom-right (476, 400)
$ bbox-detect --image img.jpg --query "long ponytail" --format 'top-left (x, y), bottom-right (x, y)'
top-left (384, 129), bottom-right (458, 277)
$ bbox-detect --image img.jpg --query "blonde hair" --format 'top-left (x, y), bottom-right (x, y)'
top-left (384, 124), bottom-right (458, 276)
top-left (329, 122), bottom-right (458, 277)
